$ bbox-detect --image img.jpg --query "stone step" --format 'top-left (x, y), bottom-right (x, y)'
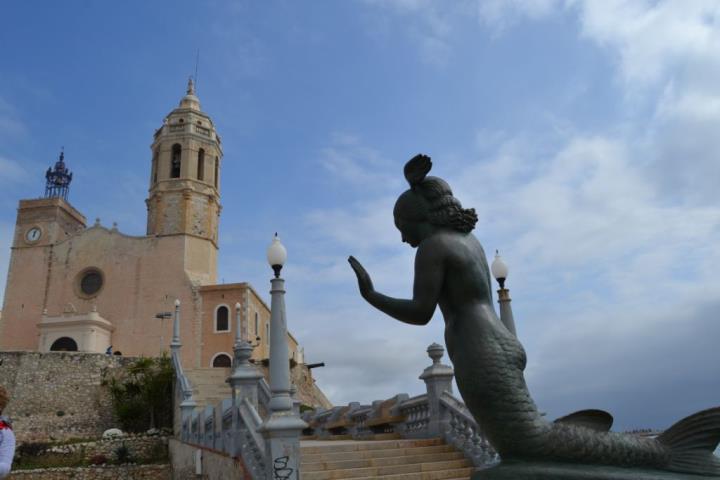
top-left (343, 472), bottom-right (472, 480)
top-left (300, 460), bottom-right (471, 480)
top-left (300, 438), bottom-right (443, 455)
top-left (301, 444), bottom-right (456, 464)
top-left (372, 433), bottom-right (401, 440)
top-left (185, 367), bottom-right (233, 408)
top-left (299, 438), bottom-right (471, 480)
top-left (303, 450), bottom-right (466, 472)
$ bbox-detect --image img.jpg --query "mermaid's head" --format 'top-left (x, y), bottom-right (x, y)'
top-left (393, 154), bottom-right (477, 247)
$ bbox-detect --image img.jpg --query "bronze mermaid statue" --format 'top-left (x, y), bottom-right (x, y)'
top-left (349, 154), bottom-right (720, 477)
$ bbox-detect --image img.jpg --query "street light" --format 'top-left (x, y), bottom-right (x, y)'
top-left (266, 232), bottom-right (287, 278)
top-left (491, 250), bottom-right (508, 289)
top-left (259, 233), bottom-right (307, 479)
top-left (155, 312), bottom-right (172, 349)
top-left (491, 250), bottom-right (516, 337)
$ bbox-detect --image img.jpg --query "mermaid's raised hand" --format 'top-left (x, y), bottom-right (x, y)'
top-left (348, 256), bottom-right (374, 300)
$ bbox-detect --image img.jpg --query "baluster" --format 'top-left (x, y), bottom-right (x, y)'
top-left (448, 413), bottom-right (457, 441)
top-left (456, 418), bottom-right (467, 450)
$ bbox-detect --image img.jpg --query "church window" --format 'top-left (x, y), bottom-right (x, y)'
top-left (76, 268), bottom-right (104, 298)
top-left (197, 149), bottom-right (205, 181)
top-left (211, 353), bottom-right (232, 368)
top-left (254, 312), bottom-right (259, 336)
top-left (50, 337), bottom-right (78, 352)
top-left (214, 156), bottom-right (219, 188)
top-left (171, 144), bottom-right (182, 178)
top-left (215, 305), bottom-right (229, 332)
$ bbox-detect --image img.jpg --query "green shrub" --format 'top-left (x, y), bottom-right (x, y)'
top-left (106, 354), bottom-right (174, 432)
top-left (15, 441), bottom-right (50, 458)
top-left (114, 443), bottom-right (132, 464)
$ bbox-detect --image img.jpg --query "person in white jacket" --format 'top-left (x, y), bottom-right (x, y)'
top-left (0, 386), bottom-right (14, 479)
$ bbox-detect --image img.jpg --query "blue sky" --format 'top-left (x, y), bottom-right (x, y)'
top-left (2, 1), bottom-right (719, 431)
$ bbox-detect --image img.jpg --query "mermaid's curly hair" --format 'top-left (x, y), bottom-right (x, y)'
top-left (394, 154), bottom-right (478, 233)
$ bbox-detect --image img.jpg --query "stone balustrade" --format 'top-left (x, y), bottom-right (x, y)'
top-left (300, 343), bottom-right (499, 469)
top-left (171, 300), bottom-right (498, 478)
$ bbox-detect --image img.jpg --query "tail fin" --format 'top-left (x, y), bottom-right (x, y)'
top-left (554, 409), bottom-right (613, 432)
top-left (658, 406), bottom-right (720, 475)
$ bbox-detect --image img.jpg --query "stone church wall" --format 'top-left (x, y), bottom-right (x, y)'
top-left (0, 351), bottom-right (136, 443)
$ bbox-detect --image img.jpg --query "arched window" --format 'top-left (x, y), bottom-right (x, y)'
top-left (197, 149), bottom-right (205, 181)
top-left (211, 353), bottom-right (232, 368)
top-left (152, 150), bottom-right (159, 184)
top-left (254, 312), bottom-right (259, 336)
top-left (214, 156), bottom-right (219, 188)
top-left (50, 337), bottom-right (78, 352)
top-left (215, 305), bottom-right (229, 332)
top-left (171, 144), bottom-right (182, 178)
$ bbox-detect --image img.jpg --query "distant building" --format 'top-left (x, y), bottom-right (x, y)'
top-left (0, 80), bottom-right (304, 372)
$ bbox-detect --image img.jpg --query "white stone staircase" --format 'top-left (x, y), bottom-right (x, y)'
top-left (184, 367), bottom-right (232, 408)
top-left (300, 438), bottom-right (473, 480)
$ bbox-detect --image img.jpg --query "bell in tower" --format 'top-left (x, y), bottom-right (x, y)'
top-left (145, 78), bottom-right (223, 283)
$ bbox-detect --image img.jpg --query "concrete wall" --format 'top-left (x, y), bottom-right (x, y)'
top-left (0, 351), bottom-right (135, 442)
top-left (169, 438), bottom-right (248, 480)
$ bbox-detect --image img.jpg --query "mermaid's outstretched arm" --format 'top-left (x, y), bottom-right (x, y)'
top-left (349, 242), bottom-right (444, 326)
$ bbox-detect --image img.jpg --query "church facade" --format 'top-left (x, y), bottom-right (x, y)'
top-left (0, 80), bottom-right (302, 370)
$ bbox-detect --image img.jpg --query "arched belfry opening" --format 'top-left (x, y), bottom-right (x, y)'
top-left (197, 148), bottom-right (205, 180)
top-left (170, 144), bottom-right (182, 178)
top-left (50, 337), bottom-right (78, 352)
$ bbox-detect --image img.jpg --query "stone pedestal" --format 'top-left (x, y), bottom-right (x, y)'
top-left (420, 343), bottom-right (454, 438)
top-left (229, 340), bottom-right (264, 409)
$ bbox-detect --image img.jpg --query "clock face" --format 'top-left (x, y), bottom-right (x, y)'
top-left (26, 227), bottom-right (42, 242)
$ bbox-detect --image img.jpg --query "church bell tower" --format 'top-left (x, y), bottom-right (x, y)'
top-left (146, 78), bottom-right (222, 283)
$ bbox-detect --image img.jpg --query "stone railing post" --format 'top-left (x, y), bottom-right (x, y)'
top-left (229, 303), bottom-right (264, 410)
top-left (419, 343), bottom-right (454, 438)
top-left (170, 300), bottom-right (197, 438)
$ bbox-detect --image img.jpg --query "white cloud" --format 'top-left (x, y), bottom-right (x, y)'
top-left (318, 133), bottom-right (402, 191)
top-left (476, 0), bottom-right (568, 31)
top-left (0, 97), bottom-right (27, 139)
top-left (361, 0), bottom-right (477, 66)
top-left (0, 155), bottom-right (29, 185)
top-left (578, 0), bottom-right (720, 87)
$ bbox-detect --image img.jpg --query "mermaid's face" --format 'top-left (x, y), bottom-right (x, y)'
top-left (394, 216), bottom-right (424, 248)
top-left (393, 191), bottom-right (431, 248)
